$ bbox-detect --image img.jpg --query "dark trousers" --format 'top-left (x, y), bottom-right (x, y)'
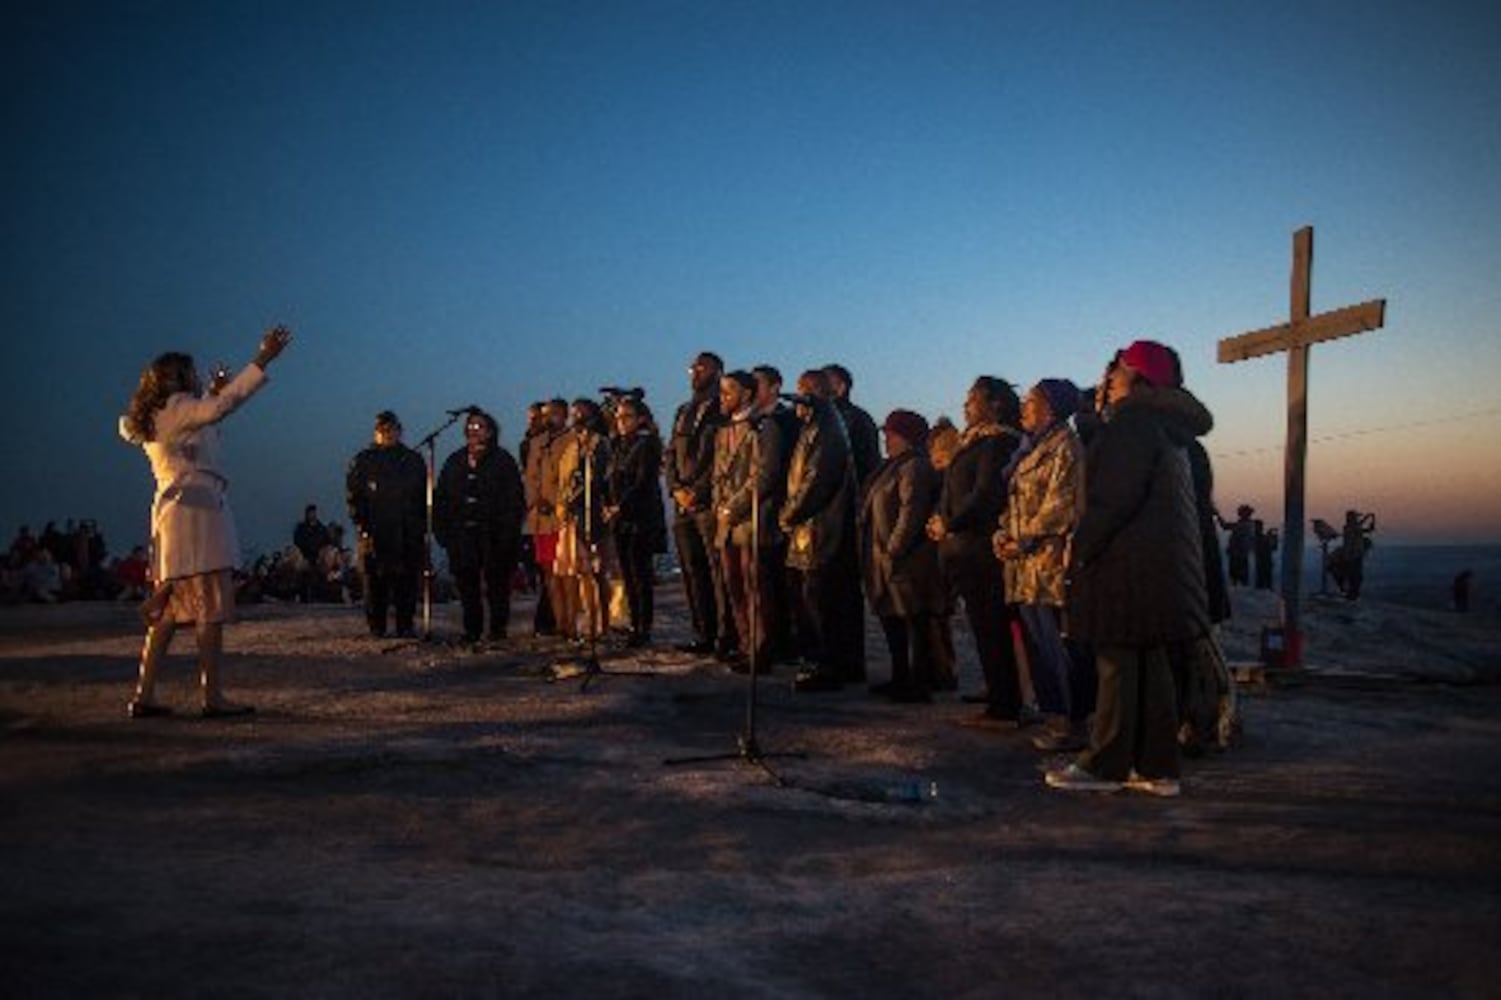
top-left (672, 511), bottom-right (719, 646)
top-left (454, 537), bottom-right (516, 641)
top-left (364, 554), bottom-right (418, 635)
top-left (878, 613), bottom-right (949, 695)
top-left (724, 538), bottom-right (777, 665)
top-left (614, 528), bottom-right (656, 638)
top-left (1078, 643), bottom-right (1180, 782)
top-left (532, 563), bottom-right (557, 635)
top-left (950, 559), bottom-right (1019, 716)
top-left (800, 543), bottom-right (865, 683)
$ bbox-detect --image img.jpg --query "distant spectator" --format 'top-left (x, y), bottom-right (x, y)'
top-left (8, 525), bottom-right (38, 567)
top-left (22, 549), bottom-right (64, 603)
top-left (293, 504), bottom-right (330, 602)
top-left (1218, 504), bottom-right (1256, 586)
top-left (114, 545), bottom-right (151, 601)
top-left (1453, 569), bottom-right (1473, 613)
top-left (1329, 510), bottom-right (1376, 600)
top-left (1254, 525), bottom-right (1277, 591)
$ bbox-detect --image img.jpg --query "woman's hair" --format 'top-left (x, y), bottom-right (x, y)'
top-left (123, 352), bottom-right (195, 442)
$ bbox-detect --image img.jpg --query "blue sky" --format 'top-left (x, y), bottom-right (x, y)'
top-left (5, 0), bottom-right (1500, 556)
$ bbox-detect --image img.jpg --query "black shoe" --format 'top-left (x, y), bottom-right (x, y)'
top-left (368, 627), bottom-right (388, 639)
top-left (888, 687), bottom-right (933, 704)
top-left (128, 701), bottom-right (173, 719)
top-left (675, 640), bottom-right (715, 655)
top-left (793, 668), bottom-right (843, 693)
top-left (960, 691), bottom-right (991, 704)
top-left (714, 645), bottom-right (742, 663)
top-left (625, 632), bottom-right (651, 648)
top-left (725, 654), bottom-right (751, 674)
top-left (868, 681), bottom-right (897, 696)
top-left (487, 632), bottom-right (508, 644)
top-left (394, 628), bottom-right (418, 639)
top-left (201, 703), bottom-right (254, 719)
top-left (1015, 703), bottom-right (1047, 729)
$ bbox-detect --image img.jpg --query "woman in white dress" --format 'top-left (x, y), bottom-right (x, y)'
top-left (119, 325), bottom-right (291, 718)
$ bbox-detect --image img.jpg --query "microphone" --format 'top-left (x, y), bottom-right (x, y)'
top-left (447, 405), bottom-right (480, 416)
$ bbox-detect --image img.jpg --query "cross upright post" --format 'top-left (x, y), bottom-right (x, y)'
top-left (1217, 226), bottom-right (1386, 668)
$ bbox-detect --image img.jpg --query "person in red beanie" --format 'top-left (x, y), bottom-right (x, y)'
top-left (859, 410), bottom-right (951, 702)
top-left (1046, 340), bottom-right (1211, 797)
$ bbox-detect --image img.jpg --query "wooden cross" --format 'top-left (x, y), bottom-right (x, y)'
top-left (1217, 226), bottom-right (1386, 667)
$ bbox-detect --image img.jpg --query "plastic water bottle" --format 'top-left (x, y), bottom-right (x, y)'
top-left (886, 779), bottom-right (938, 803)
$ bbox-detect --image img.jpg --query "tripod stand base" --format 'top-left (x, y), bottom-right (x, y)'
top-left (664, 732), bottom-right (806, 785)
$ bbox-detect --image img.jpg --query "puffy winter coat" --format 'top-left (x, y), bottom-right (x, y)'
top-left (1067, 387), bottom-right (1211, 646)
top-left (860, 449), bottom-right (945, 617)
top-left (996, 421), bottom-right (1084, 607)
top-left (346, 442), bottom-right (427, 573)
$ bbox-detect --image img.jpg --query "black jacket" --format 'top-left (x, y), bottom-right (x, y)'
top-left (346, 443), bottom-right (427, 571)
top-left (835, 398), bottom-right (882, 490)
top-left (433, 445), bottom-right (524, 570)
top-left (936, 427), bottom-right (1020, 590)
top-left (860, 449), bottom-right (944, 617)
top-left (607, 429), bottom-right (667, 552)
top-left (1067, 387), bottom-right (1212, 645)
top-left (781, 398), bottom-right (855, 571)
top-left (664, 390), bottom-right (725, 516)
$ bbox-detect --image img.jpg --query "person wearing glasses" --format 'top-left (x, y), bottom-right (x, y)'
top-left (434, 408), bottom-right (525, 646)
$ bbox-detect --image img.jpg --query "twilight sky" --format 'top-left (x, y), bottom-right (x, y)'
top-left (5, 0), bottom-right (1500, 557)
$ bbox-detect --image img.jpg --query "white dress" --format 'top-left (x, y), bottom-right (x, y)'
top-left (119, 365), bottom-right (268, 584)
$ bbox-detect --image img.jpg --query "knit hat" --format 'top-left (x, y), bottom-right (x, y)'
top-left (1118, 340), bottom-right (1177, 388)
top-left (374, 410), bottom-right (400, 428)
top-left (1033, 379), bottom-right (1080, 421)
top-left (882, 409), bottom-right (930, 446)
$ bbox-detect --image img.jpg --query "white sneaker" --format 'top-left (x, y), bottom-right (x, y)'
top-left (1125, 771), bottom-right (1182, 798)
top-left (1044, 763), bottom-right (1123, 793)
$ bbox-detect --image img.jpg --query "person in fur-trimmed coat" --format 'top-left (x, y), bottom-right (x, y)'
top-left (1047, 341), bottom-right (1211, 797)
top-left (994, 379), bottom-right (1090, 750)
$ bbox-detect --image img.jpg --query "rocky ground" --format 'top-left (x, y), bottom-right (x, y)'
top-left (1, 588), bottom-right (1498, 998)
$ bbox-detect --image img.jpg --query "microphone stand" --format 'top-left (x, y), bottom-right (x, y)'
top-left (666, 413), bottom-right (803, 784)
top-left (382, 408), bottom-right (466, 653)
top-left (551, 426), bottom-right (655, 691)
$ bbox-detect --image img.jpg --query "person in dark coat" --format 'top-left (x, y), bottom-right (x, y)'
top-left (605, 396), bottom-right (667, 647)
top-left (346, 410), bottom-right (427, 638)
top-left (781, 369), bottom-right (863, 691)
top-left (713, 371), bottom-right (787, 671)
top-left (1219, 504), bottom-right (1256, 586)
top-left (1048, 340), bottom-right (1211, 797)
top-left (665, 352), bottom-right (728, 655)
top-left (823, 363), bottom-right (882, 491)
top-left (752, 364), bottom-right (798, 663)
top-left (861, 410), bottom-right (950, 703)
top-left (434, 408), bottom-right (524, 645)
top-left (928, 376), bottom-right (1023, 724)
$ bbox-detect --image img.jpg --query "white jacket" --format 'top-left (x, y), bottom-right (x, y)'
top-left (119, 364), bottom-right (268, 581)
